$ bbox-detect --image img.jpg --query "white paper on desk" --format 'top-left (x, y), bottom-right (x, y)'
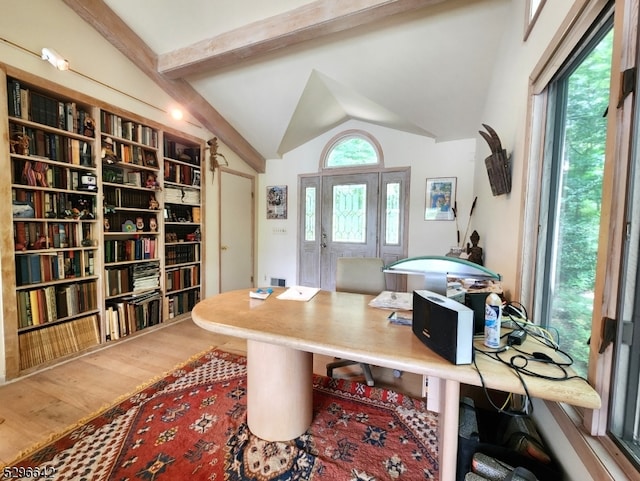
top-left (276, 286), bottom-right (320, 301)
top-left (369, 291), bottom-right (413, 310)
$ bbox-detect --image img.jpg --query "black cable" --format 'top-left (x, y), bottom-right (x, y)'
top-left (472, 348), bottom-right (532, 417)
top-left (473, 300), bottom-right (591, 415)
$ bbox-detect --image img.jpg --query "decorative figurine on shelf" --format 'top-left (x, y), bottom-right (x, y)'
top-left (83, 116), bottom-right (96, 137)
top-left (145, 173), bottom-right (160, 190)
top-left (149, 217), bottom-right (157, 232)
top-left (10, 133), bottom-right (30, 155)
top-left (148, 193), bottom-right (159, 210)
top-left (466, 230), bottom-right (484, 266)
top-left (104, 218), bottom-right (110, 231)
top-left (136, 216), bottom-right (145, 232)
top-left (101, 137), bottom-right (117, 163)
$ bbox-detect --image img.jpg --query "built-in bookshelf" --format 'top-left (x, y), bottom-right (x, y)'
top-left (6, 76), bottom-right (101, 371)
top-left (1, 68), bottom-right (205, 379)
top-left (101, 110), bottom-right (162, 341)
top-left (162, 134), bottom-right (203, 319)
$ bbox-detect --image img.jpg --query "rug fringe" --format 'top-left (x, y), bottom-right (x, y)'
top-left (2, 345), bottom-right (222, 468)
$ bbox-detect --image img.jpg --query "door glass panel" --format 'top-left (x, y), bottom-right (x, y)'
top-left (304, 186), bottom-right (316, 241)
top-left (332, 184), bottom-right (367, 243)
top-left (386, 182), bottom-right (400, 245)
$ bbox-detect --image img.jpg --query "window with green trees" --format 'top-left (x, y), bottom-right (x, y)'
top-left (536, 20), bottom-right (613, 376)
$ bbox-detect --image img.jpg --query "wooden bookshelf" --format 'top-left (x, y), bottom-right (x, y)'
top-left (100, 109), bottom-right (163, 342)
top-left (0, 67), bottom-right (205, 379)
top-left (162, 133), bottom-right (203, 320)
top-left (4, 74), bottom-right (102, 372)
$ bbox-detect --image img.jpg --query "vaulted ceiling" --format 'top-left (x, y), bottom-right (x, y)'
top-left (63, 0), bottom-right (511, 172)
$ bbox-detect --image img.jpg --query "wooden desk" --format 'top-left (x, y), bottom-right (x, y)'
top-left (192, 288), bottom-right (601, 481)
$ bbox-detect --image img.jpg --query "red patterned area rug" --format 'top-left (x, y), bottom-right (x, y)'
top-left (3, 349), bottom-right (439, 480)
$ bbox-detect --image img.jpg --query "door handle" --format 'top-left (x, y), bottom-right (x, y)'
top-left (221, 245), bottom-right (228, 251)
top-left (321, 243), bottom-right (327, 248)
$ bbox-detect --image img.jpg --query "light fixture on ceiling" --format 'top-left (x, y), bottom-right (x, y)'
top-left (170, 108), bottom-right (183, 120)
top-left (41, 48), bottom-right (69, 71)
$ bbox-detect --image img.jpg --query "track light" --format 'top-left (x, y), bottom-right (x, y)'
top-left (41, 48), bottom-right (69, 71)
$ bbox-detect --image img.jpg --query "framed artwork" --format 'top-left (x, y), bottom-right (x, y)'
top-left (267, 185), bottom-right (287, 219)
top-left (425, 177), bottom-right (456, 221)
top-left (192, 170), bottom-right (201, 187)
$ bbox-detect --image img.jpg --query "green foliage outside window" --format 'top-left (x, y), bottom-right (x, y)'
top-left (549, 29), bottom-right (613, 376)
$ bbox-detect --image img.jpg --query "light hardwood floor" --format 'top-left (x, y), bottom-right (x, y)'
top-left (0, 318), bottom-right (422, 466)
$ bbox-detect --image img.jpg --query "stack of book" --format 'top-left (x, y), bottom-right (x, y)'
top-left (132, 261), bottom-right (160, 292)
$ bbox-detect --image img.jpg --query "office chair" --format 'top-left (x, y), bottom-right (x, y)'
top-left (326, 257), bottom-right (386, 386)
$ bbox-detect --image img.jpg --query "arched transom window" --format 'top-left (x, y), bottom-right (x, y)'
top-left (322, 130), bottom-right (383, 169)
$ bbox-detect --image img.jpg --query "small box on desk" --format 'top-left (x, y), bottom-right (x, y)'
top-left (412, 289), bottom-right (474, 365)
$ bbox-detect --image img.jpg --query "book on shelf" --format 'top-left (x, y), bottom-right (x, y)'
top-left (18, 315), bottom-right (100, 370)
top-left (167, 290), bottom-right (201, 318)
top-left (106, 290), bottom-right (161, 340)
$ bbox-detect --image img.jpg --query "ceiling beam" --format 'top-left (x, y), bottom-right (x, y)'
top-left (158, 0), bottom-right (447, 78)
top-left (62, 0), bottom-right (266, 172)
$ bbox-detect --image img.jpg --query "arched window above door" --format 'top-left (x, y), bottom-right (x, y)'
top-left (321, 130), bottom-right (383, 170)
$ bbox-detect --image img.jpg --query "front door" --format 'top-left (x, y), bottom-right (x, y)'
top-left (298, 169), bottom-right (409, 291)
top-left (319, 173), bottom-right (379, 290)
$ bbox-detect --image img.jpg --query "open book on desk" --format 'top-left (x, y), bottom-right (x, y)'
top-left (276, 286), bottom-right (320, 301)
top-left (368, 291), bottom-right (413, 310)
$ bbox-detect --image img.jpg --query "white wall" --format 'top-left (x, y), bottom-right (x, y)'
top-left (474, 2), bottom-right (602, 480)
top-left (471, 0), bottom-right (577, 299)
top-left (256, 119), bottom-right (478, 287)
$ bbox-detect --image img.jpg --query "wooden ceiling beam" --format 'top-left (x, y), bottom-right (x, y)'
top-left (62, 0), bottom-right (266, 172)
top-left (157, 0), bottom-right (446, 78)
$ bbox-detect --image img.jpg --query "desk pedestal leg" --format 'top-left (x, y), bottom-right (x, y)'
top-left (427, 376), bottom-right (460, 481)
top-left (246, 340), bottom-right (313, 441)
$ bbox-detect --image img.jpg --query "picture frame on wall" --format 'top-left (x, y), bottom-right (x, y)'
top-left (267, 185), bottom-right (287, 219)
top-left (425, 177), bottom-right (456, 221)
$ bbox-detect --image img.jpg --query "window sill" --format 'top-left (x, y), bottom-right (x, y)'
top-left (534, 399), bottom-right (640, 481)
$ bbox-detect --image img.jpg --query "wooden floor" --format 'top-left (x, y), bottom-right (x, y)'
top-left (0, 318), bottom-right (422, 466)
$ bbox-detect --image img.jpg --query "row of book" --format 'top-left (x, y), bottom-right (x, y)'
top-left (103, 185), bottom-right (157, 210)
top-left (107, 138), bottom-right (158, 166)
top-left (15, 159), bottom-right (95, 193)
top-left (165, 244), bottom-right (200, 266)
top-left (105, 266), bottom-right (131, 298)
top-left (14, 221), bottom-right (88, 251)
top-left (8, 79), bottom-right (92, 135)
top-left (105, 291), bottom-right (161, 340)
top-left (101, 111), bottom-right (158, 147)
top-left (13, 189), bottom-right (97, 220)
top-left (18, 315), bottom-right (100, 370)
top-left (165, 265), bottom-right (200, 293)
top-left (104, 238), bottom-right (157, 263)
top-left (16, 281), bottom-right (98, 328)
top-left (163, 140), bottom-right (200, 165)
top-left (166, 290), bottom-right (201, 319)
top-left (11, 125), bottom-right (93, 166)
top-left (15, 250), bottom-right (94, 286)
top-left (164, 161), bottom-right (200, 186)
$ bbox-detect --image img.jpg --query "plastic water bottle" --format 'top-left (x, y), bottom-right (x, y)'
top-left (484, 293), bottom-right (502, 348)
